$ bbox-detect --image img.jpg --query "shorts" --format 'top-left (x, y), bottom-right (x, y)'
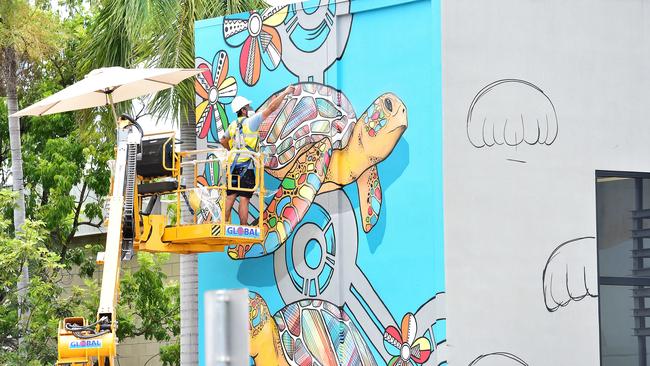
top-left (227, 166), bottom-right (256, 198)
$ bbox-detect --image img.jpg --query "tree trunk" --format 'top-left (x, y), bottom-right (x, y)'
top-left (3, 46), bottom-right (29, 344)
top-left (180, 106), bottom-right (198, 366)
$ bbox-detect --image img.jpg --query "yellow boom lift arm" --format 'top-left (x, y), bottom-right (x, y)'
top-left (56, 115), bottom-right (265, 365)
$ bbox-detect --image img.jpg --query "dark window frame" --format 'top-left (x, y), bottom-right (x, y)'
top-left (596, 170), bottom-right (650, 366)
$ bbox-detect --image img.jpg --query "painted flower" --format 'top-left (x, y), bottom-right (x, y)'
top-left (223, 6), bottom-right (288, 86)
top-left (195, 51), bottom-right (238, 144)
top-left (383, 313), bottom-right (432, 365)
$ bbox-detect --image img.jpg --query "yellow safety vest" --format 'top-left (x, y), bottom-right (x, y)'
top-left (227, 117), bottom-right (259, 165)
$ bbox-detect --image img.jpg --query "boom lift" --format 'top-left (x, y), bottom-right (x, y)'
top-left (56, 114), bottom-right (265, 365)
top-left (10, 66), bottom-right (259, 366)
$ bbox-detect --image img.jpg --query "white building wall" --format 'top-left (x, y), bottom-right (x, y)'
top-left (443, 0), bottom-right (650, 364)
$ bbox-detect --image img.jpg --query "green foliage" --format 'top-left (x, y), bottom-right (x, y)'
top-left (14, 4), bottom-right (113, 260)
top-left (1, 2), bottom-right (182, 364)
top-left (81, 0), bottom-right (268, 124)
top-left (0, 98), bottom-right (10, 186)
top-left (160, 341), bottom-right (180, 366)
top-left (1, 0), bottom-right (272, 364)
top-left (0, 205), bottom-right (179, 365)
top-left (118, 253), bottom-right (180, 343)
top-left (0, 0), bottom-right (64, 61)
top-left (0, 190), bottom-right (65, 364)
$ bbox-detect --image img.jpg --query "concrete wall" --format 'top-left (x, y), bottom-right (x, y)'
top-left (443, 0), bottom-right (650, 364)
top-left (194, 1), bottom-right (446, 365)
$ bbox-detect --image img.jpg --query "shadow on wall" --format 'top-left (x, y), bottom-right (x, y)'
top-left (237, 255), bottom-right (277, 287)
top-left (364, 138), bottom-right (410, 253)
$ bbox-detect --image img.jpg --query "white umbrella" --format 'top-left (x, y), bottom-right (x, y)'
top-left (11, 66), bottom-right (201, 121)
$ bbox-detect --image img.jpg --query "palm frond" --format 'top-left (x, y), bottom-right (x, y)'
top-left (141, 0), bottom-right (268, 126)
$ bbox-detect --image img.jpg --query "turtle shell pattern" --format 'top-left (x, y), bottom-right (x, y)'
top-left (275, 299), bottom-right (378, 366)
top-left (258, 83), bottom-right (356, 170)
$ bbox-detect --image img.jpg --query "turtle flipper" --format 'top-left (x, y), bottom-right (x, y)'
top-left (228, 138), bottom-right (333, 259)
top-left (357, 166), bottom-right (382, 233)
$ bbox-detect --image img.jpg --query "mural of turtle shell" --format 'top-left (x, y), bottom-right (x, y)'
top-left (228, 82), bottom-right (408, 259)
top-left (249, 292), bottom-right (377, 366)
top-left (258, 82), bottom-right (357, 170)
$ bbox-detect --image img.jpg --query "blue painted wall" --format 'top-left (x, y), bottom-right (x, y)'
top-left (194, 1), bottom-right (444, 364)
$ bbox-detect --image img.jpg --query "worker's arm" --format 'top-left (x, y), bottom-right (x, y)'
top-left (219, 125), bottom-right (231, 150)
top-left (260, 85), bottom-right (295, 120)
top-left (219, 136), bottom-right (230, 150)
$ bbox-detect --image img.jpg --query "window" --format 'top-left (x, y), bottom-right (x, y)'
top-left (597, 172), bottom-right (650, 366)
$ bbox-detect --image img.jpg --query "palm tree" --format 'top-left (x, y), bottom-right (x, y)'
top-left (81, 1), bottom-right (267, 364)
top-left (0, 0), bottom-right (61, 353)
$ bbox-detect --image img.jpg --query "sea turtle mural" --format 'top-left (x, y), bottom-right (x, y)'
top-left (249, 292), bottom-right (378, 366)
top-left (271, 191), bottom-right (447, 364)
top-left (227, 82), bottom-right (408, 259)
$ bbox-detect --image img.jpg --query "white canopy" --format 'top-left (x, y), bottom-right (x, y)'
top-left (12, 67), bottom-right (201, 117)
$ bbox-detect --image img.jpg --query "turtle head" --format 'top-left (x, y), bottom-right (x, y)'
top-left (355, 93), bottom-right (407, 164)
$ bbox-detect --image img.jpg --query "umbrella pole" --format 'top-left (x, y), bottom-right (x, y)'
top-left (107, 93), bottom-right (119, 126)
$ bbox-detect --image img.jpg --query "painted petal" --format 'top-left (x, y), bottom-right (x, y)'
top-left (212, 50), bottom-right (229, 89)
top-left (211, 103), bottom-right (228, 142)
top-left (217, 76), bottom-right (237, 104)
top-left (197, 104), bottom-right (213, 139)
top-left (262, 6), bottom-right (288, 26)
top-left (410, 337), bottom-right (432, 364)
top-left (239, 36), bottom-right (261, 86)
top-left (223, 17), bottom-right (249, 47)
top-left (401, 313), bottom-right (417, 346)
top-left (196, 175), bottom-right (209, 187)
top-left (194, 58), bottom-right (212, 98)
top-left (383, 326), bottom-right (402, 356)
top-left (260, 25), bottom-right (282, 70)
top-left (196, 100), bottom-right (209, 130)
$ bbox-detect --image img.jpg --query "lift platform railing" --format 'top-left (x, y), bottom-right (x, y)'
top-left (134, 145), bottom-right (266, 254)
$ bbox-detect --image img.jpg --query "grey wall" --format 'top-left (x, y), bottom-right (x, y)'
top-left (443, 0), bottom-right (650, 364)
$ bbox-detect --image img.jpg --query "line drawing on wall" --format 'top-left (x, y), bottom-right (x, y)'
top-left (505, 158), bottom-right (526, 164)
top-left (468, 352), bottom-right (528, 366)
top-left (466, 79), bottom-right (558, 150)
top-left (542, 236), bottom-right (598, 312)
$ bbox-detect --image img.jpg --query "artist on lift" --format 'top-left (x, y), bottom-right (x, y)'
top-left (220, 85), bottom-right (295, 225)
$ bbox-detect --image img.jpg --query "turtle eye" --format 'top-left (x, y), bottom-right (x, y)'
top-left (384, 98), bottom-right (393, 113)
